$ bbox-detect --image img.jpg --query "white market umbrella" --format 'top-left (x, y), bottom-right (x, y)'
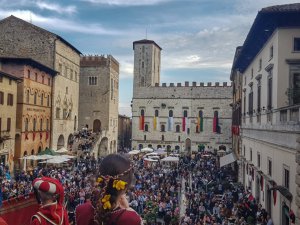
top-left (144, 158), bottom-right (158, 162)
top-left (141, 147), bottom-right (154, 153)
top-left (161, 156), bottom-right (179, 162)
top-left (155, 149), bottom-right (167, 155)
top-left (55, 147), bottom-right (68, 154)
top-left (21, 155), bottom-right (39, 160)
top-left (36, 155), bottom-right (55, 160)
top-left (128, 150), bottom-right (140, 155)
top-left (39, 158), bottom-right (69, 164)
top-left (149, 156), bottom-right (160, 159)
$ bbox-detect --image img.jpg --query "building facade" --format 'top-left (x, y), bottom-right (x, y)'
top-left (0, 58), bottom-right (56, 170)
top-left (0, 15), bottom-right (81, 151)
top-left (232, 4), bottom-right (300, 224)
top-left (79, 55), bottom-right (119, 156)
top-left (118, 115), bottom-right (132, 151)
top-left (132, 40), bottom-right (232, 152)
top-left (0, 71), bottom-right (19, 170)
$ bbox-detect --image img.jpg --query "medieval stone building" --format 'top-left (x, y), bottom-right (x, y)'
top-left (0, 16), bottom-right (81, 151)
top-left (79, 55), bottom-right (119, 156)
top-left (131, 40), bottom-right (232, 152)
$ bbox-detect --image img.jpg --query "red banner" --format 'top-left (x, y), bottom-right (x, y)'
top-left (182, 117), bottom-right (186, 132)
top-left (213, 117), bottom-right (217, 132)
top-left (139, 116), bottom-right (144, 130)
top-left (33, 132), bottom-right (36, 141)
top-left (46, 131), bottom-right (49, 140)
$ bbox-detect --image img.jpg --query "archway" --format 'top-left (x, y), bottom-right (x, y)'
top-left (98, 137), bottom-right (108, 157)
top-left (38, 146), bottom-right (42, 154)
top-left (57, 135), bottom-right (65, 150)
top-left (185, 138), bottom-right (191, 152)
top-left (93, 119), bottom-right (101, 133)
top-left (167, 145), bottom-right (172, 152)
top-left (219, 145), bottom-right (226, 150)
top-left (68, 134), bottom-right (74, 150)
top-left (138, 144), bottom-right (143, 150)
top-left (157, 145), bottom-right (162, 149)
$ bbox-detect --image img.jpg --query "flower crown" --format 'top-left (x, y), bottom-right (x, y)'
top-left (97, 165), bottom-right (132, 210)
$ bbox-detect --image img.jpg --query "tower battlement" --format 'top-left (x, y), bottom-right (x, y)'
top-left (155, 81), bottom-right (232, 87)
top-left (80, 55), bottom-right (119, 73)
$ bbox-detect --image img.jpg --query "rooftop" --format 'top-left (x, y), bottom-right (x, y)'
top-left (133, 39), bottom-right (162, 50)
top-left (233, 3), bottom-right (300, 73)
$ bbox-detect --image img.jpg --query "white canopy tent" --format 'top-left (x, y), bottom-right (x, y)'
top-left (144, 158), bottom-right (159, 162)
top-left (141, 147), bottom-right (154, 153)
top-left (128, 150), bottom-right (140, 155)
top-left (220, 153), bottom-right (237, 167)
top-left (55, 147), bottom-right (68, 154)
top-left (161, 156), bottom-right (179, 162)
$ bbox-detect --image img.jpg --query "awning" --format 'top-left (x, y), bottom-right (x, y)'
top-left (220, 153), bottom-right (237, 167)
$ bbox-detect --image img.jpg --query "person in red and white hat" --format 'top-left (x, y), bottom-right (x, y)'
top-left (31, 177), bottom-right (70, 225)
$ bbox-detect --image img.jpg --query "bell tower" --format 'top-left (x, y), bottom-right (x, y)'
top-left (132, 39), bottom-right (162, 96)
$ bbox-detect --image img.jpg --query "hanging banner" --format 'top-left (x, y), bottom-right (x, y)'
top-left (139, 116), bottom-right (144, 130)
top-left (182, 117), bottom-right (186, 132)
top-left (153, 117), bottom-right (157, 130)
top-left (213, 116), bottom-right (217, 132)
top-left (168, 117), bottom-right (173, 131)
top-left (200, 116), bottom-right (204, 132)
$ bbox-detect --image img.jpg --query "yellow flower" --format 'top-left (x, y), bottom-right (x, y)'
top-left (113, 180), bottom-right (127, 191)
top-left (102, 194), bottom-right (111, 210)
top-left (97, 177), bottom-right (103, 183)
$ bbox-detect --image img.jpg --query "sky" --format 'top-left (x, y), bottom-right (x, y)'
top-left (0, 0), bottom-right (298, 116)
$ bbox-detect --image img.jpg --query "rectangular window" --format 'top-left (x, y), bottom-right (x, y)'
top-left (0, 92), bottom-right (4, 105)
top-left (291, 72), bottom-right (300, 105)
top-left (258, 58), bottom-right (262, 71)
top-left (88, 77), bottom-right (97, 85)
top-left (250, 148), bottom-right (252, 161)
top-left (294, 38), bottom-right (300, 51)
top-left (7, 93), bottom-right (13, 106)
top-left (268, 158), bottom-right (272, 176)
top-left (267, 72), bottom-right (273, 110)
top-left (7, 118), bottom-right (11, 132)
top-left (284, 167), bottom-right (290, 190)
top-left (257, 152), bottom-right (261, 168)
top-left (257, 80), bottom-right (261, 113)
top-left (9, 79), bottom-right (12, 85)
top-left (248, 91), bottom-right (253, 116)
top-left (70, 69), bottom-right (73, 80)
top-left (65, 67), bottom-right (68, 77)
top-left (280, 110), bottom-right (287, 122)
top-left (270, 45), bottom-right (273, 59)
top-left (111, 78), bottom-right (114, 100)
top-left (56, 108), bottom-right (60, 119)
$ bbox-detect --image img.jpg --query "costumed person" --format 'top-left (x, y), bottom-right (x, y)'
top-left (30, 177), bottom-right (70, 225)
top-left (77, 154), bottom-right (142, 225)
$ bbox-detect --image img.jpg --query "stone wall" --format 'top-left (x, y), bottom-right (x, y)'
top-left (132, 85), bottom-right (232, 151)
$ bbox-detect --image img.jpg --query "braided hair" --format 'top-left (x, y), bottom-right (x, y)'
top-left (93, 154), bottom-right (133, 224)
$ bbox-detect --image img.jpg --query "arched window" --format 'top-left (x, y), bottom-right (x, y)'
top-left (34, 92), bottom-right (37, 105)
top-left (40, 119), bottom-right (43, 131)
top-left (33, 118), bottom-right (36, 131)
top-left (141, 109), bottom-right (145, 116)
top-left (162, 135), bottom-right (164, 141)
top-left (155, 110), bottom-right (159, 117)
top-left (41, 93), bottom-right (44, 106)
top-left (25, 118), bottom-right (29, 131)
top-left (183, 110), bottom-right (188, 117)
top-left (176, 125), bottom-right (180, 132)
top-left (214, 111), bottom-right (219, 117)
top-left (169, 110), bottom-right (173, 117)
top-left (144, 124), bottom-right (149, 132)
top-left (26, 90), bottom-right (30, 103)
top-left (161, 124), bottom-right (165, 132)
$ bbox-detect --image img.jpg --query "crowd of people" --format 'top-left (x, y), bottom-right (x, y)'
top-left (179, 151), bottom-right (274, 225)
top-left (0, 146), bottom-right (281, 225)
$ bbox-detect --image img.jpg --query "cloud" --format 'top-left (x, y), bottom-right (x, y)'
top-left (0, 10), bottom-right (122, 35)
top-left (82, 0), bottom-right (171, 6)
top-left (36, 1), bottom-right (77, 14)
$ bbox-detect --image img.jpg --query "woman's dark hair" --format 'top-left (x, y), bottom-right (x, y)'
top-left (94, 154), bottom-right (133, 224)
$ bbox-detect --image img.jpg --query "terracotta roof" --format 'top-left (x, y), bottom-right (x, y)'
top-left (0, 70), bottom-right (21, 80)
top-left (0, 57), bottom-right (58, 76)
top-left (133, 39), bottom-right (162, 50)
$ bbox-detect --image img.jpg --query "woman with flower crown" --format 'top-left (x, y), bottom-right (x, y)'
top-left (76, 154), bottom-right (142, 225)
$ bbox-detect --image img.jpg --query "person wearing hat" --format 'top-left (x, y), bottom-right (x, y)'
top-left (31, 177), bottom-right (70, 225)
